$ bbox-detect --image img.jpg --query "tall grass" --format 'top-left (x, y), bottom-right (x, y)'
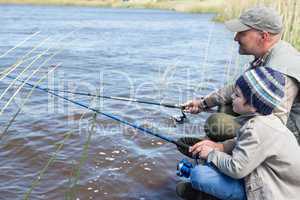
top-left (215, 0), bottom-right (300, 50)
top-left (125, 0), bottom-right (224, 13)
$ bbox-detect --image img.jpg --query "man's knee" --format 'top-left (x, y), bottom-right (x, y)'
top-left (204, 113), bottom-right (240, 142)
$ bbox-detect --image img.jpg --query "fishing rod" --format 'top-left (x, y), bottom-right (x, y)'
top-left (20, 85), bottom-right (216, 123)
top-left (29, 87), bottom-right (183, 109)
top-left (5, 75), bottom-right (192, 155)
top-left (22, 85), bottom-right (188, 123)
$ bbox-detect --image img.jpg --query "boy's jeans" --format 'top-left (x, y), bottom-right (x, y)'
top-left (190, 163), bottom-right (246, 200)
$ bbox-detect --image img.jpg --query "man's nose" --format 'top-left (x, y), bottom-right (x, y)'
top-left (234, 33), bottom-right (239, 41)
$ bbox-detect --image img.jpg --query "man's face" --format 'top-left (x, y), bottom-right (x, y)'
top-left (234, 29), bottom-right (263, 56)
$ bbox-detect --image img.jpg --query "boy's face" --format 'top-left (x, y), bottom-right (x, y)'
top-left (232, 86), bottom-right (257, 114)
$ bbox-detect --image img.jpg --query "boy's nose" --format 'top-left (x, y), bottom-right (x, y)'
top-left (231, 93), bottom-right (236, 99)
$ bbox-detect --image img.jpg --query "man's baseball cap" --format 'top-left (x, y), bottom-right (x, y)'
top-left (225, 6), bottom-right (283, 34)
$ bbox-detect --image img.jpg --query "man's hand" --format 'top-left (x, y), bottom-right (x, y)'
top-left (189, 140), bottom-right (224, 159)
top-left (182, 99), bottom-right (205, 114)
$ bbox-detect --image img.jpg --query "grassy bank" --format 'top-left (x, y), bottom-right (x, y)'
top-left (0, 0), bottom-right (298, 50)
top-left (0, 0), bottom-right (224, 13)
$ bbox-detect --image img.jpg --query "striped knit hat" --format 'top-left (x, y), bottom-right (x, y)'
top-left (235, 67), bottom-right (285, 115)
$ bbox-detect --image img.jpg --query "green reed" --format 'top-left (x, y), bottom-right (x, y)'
top-left (0, 64), bottom-right (60, 138)
top-left (24, 129), bottom-right (75, 200)
top-left (65, 113), bottom-right (97, 200)
top-left (23, 79), bottom-right (94, 200)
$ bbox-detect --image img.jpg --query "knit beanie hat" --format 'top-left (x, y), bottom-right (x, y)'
top-left (235, 67), bottom-right (285, 115)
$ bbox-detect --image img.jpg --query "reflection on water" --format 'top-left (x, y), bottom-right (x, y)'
top-left (0, 5), bottom-right (243, 200)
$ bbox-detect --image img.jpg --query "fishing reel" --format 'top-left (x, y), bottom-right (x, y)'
top-left (171, 109), bottom-right (188, 124)
top-left (176, 159), bottom-right (193, 178)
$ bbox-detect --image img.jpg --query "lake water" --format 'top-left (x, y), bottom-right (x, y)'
top-left (0, 4), bottom-right (245, 200)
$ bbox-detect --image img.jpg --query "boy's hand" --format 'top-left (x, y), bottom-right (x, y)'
top-left (198, 145), bottom-right (214, 159)
top-left (189, 140), bottom-right (224, 159)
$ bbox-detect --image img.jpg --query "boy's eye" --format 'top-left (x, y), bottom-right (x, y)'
top-left (232, 91), bottom-right (239, 97)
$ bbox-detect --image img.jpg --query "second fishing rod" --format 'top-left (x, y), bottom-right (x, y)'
top-left (41, 87), bottom-right (183, 109)
top-left (22, 85), bottom-right (215, 123)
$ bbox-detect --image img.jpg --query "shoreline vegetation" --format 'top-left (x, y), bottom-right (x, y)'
top-left (0, 0), bottom-right (298, 49)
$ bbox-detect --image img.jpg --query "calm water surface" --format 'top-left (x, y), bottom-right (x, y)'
top-left (0, 5), bottom-right (245, 200)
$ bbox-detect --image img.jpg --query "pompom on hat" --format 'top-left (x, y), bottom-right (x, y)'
top-left (235, 67), bottom-right (285, 115)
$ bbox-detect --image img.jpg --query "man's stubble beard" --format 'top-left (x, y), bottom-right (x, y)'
top-left (238, 45), bottom-right (251, 55)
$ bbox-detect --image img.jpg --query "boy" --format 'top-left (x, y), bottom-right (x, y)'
top-left (178, 67), bottom-right (300, 200)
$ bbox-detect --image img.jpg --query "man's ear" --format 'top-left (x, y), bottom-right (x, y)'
top-left (261, 31), bottom-right (271, 42)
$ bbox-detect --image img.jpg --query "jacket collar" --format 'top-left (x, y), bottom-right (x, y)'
top-left (234, 113), bottom-right (259, 126)
top-left (250, 41), bottom-right (280, 68)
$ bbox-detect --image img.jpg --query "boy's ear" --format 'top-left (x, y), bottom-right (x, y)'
top-left (243, 101), bottom-right (257, 113)
top-left (249, 106), bottom-right (257, 113)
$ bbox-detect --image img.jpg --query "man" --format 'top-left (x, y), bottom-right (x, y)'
top-left (176, 6), bottom-right (300, 200)
top-left (184, 6), bottom-right (300, 143)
